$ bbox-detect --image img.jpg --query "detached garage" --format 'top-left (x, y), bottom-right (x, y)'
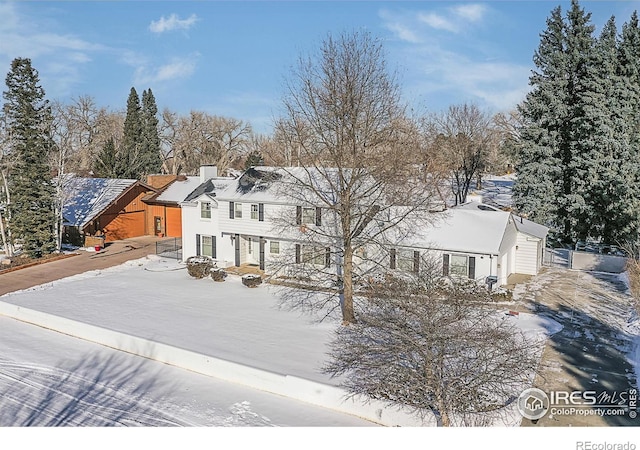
top-left (514, 216), bottom-right (548, 276)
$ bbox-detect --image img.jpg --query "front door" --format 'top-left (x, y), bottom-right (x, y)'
top-left (246, 236), bottom-right (260, 265)
top-left (154, 216), bottom-right (162, 236)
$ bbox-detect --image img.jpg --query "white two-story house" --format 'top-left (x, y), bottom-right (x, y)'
top-left (180, 165), bottom-right (548, 286)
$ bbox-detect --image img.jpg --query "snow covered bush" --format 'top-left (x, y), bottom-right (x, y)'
top-left (211, 267), bottom-right (227, 282)
top-left (242, 274), bottom-right (262, 288)
top-left (186, 256), bottom-right (214, 279)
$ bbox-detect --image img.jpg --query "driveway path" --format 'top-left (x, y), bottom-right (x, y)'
top-left (515, 267), bottom-right (639, 426)
top-left (0, 236), bottom-right (163, 296)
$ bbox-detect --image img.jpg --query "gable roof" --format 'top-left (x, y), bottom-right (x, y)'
top-left (62, 177), bottom-right (146, 228)
top-left (183, 177), bottom-right (235, 203)
top-left (215, 166), bottom-right (379, 206)
top-left (513, 215), bottom-right (548, 239)
top-left (402, 205), bottom-right (512, 255)
top-left (144, 176), bottom-right (201, 205)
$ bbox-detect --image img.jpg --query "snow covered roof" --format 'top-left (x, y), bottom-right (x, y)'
top-left (183, 177), bottom-right (235, 203)
top-left (216, 166), bottom-right (377, 206)
top-left (514, 215), bottom-right (548, 239)
top-left (154, 176), bottom-right (200, 203)
top-left (62, 177), bottom-right (140, 228)
top-left (403, 205), bottom-right (512, 255)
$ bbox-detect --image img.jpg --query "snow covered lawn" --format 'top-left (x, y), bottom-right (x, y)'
top-left (0, 255), bottom-right (564, 427)
top-left (1, 256), bottom-right (338, 385)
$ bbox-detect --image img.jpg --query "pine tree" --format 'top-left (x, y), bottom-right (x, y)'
top-left (515, 0), bottom-right (602, 245)
top-left (119, 87), bottom-right (143, 179)
top-left (583, 17), bottom-right (639, 244)
top-left (3, 58), bottom-right (56, 257)
top-left (513, 5), bottom-right (567, 235)
top-left (140, 88), bottom-right (162, 176)
top-left (94, 137), bottom-right (119, 178)
top-left (244, 149), bottom-right (264, 169)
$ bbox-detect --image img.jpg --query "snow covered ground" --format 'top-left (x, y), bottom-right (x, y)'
top-left (469, 174), bottom-right (515, 209)
top-left (0, 315), bottom-right (374, 427)
top-left (0, 255), bottom-right (562, 426)
top-left (4, 254), bottom-right (637, 446)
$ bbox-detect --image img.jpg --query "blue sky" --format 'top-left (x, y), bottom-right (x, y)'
top-left (1, 1), bottom-right (638, 134)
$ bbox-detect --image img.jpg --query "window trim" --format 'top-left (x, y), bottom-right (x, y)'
top-left (296, 205), bottom-right (322, 226)
top-left (251, 204), bottom-right (259, 220)
top-left (270, 240), bottom-right (280, 254)
top-left (234, 202), bottom-right (243, 219)
top-left (443, 253), bottom-right (476, 279)
top-left (200, 201), bottom-right (212, 219)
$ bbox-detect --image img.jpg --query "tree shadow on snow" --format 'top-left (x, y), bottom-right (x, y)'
top-left (524, 288), bottom-right (638, 427)
top-left (0, 349), bottom-right (187, 426)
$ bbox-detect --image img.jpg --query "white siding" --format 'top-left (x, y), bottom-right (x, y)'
top-left (181, 198), bottom-right (232, 266)
top-left (515, 233), bottom-right (541, 275)
top-left (218, 200), bottom-right (289, 238)
top-left (496, 219), bottom-right (518, 285)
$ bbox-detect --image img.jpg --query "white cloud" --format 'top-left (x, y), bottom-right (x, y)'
top-left (379, 9), bottom-right (423, 43)
top-left (379, 4), bottom-right (529, 112)
top-left (149, 13), bottom-right (198, 34)
top-left (0, 3), bottom-right (106, 98)
top-left (452, 4), bottom-right (487, 23)
top-left (406, 45), bottom-right (531, 112)
top-left (418, 12), bottom-right (459, 33)
top-left (133, 55), bottom-right (199, 85)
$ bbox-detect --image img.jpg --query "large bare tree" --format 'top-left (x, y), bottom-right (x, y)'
top-left (323, 273), bottom-right (541, 426)
top-left (273, 31), bottom-right (435, 324)
top-left (424, 103), bottom-right (498, 205)
top-left (159, 110), bottom-right (252, 176)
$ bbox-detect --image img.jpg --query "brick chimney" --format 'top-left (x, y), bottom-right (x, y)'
top-left (146, 174), bottom-right (177, 189)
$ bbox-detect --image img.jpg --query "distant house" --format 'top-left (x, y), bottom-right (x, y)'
top-left (180, 166), bottom-right (548, 286)
top-left (62, 177), bottom-right (156, 246)
top-left (143, 175), bottom-right (202, 238)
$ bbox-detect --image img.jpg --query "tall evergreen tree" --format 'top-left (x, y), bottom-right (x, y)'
top-left (515, 0), bottom-right (618, 245)
top-left (513, 5), bottom-right (567, 234)
top-left (119, 87), bottom-right (143, 179)
top-left (3, 58), bottom-right (56, 257)
top-left (584, 17), bottom-right (639, 244)
top-left (140, 88), bottom-right (162, 175)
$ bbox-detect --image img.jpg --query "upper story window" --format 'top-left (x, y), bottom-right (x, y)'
top-left (201, 202), bottom-right (211, 219)
top-left (296, 206), bottom-right (322, 226)
top-left (251, 204), bottom-right (259, 220)
top-left (229, 201), bottom-right (243, 219)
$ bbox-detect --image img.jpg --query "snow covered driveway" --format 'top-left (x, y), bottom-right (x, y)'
top-left (516, 267), bottom-right (640, 426)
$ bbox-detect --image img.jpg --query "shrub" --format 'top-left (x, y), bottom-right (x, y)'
top-left (186, 256), bottom-right (214, 279)
top-left (211, 267), bottom-right (227, 282)
top-left (242, 274), bottom-right (262, 288)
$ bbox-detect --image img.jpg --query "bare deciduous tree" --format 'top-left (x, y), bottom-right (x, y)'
top-left (323, 273), bottom-right (541, 426)
top-left (0, 107), bottom-right (14, 256)
top-left (273, 31), bottom-right (436, 324)
top-left (160, 110), bottom-right (252, 176)
top-left (424, 103), bottom-right (498, 205)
